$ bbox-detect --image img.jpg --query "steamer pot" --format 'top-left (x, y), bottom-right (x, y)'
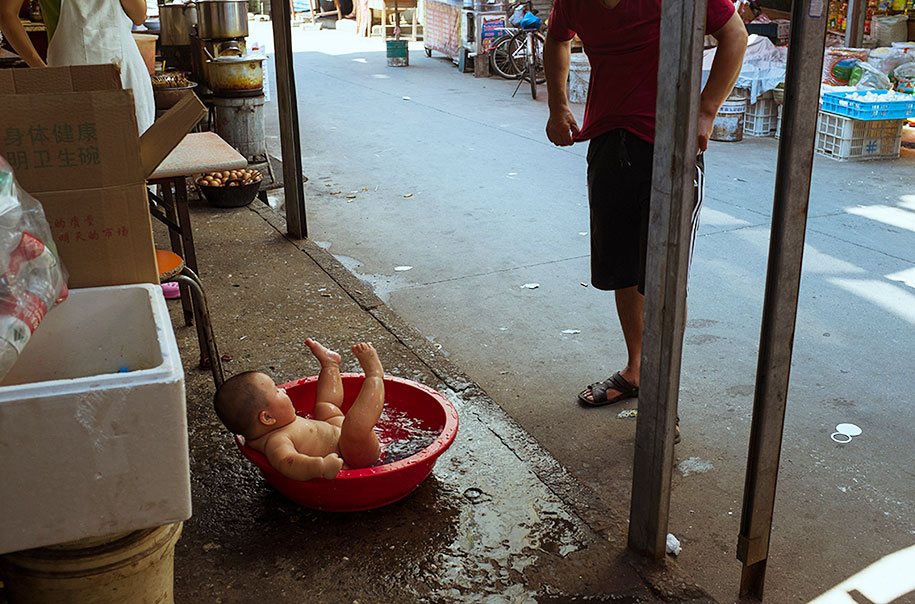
top-left (206, 54), bottom-right (264, 95)
top-left (196, 0), bottom-right (248, 39)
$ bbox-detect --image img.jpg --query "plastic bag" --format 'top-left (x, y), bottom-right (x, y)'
top-left (509, 5), bottom-right (525, 26)
top-left (893, 62), bottom-right (915, 93)
top-left (850, 60), bottom-right (893, 90)
top-left (0, 156), bottom-right (69, 380)
top-left (519, 12), bottom-right (541, 30)
top-left (872, 15), bottom-right (908, 47)
top-left (868, 46), bottom-right (915, 75)
top-left (822, 48), bottom-right (870, 85)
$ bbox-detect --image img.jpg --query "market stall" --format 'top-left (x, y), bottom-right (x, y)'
top-left (706, 0), bottom-right (915, 158)
top-left (423, 0), bottom-right (462, 59)
top-left (423, 0), bottom-right (507, 75)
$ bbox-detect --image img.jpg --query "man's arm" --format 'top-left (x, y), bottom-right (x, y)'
top-left (265, 437), bottom-right (343, 481)
top-left (0, 0), bottom-right (46, 67)
top-left (543, 35), bottom-right (580, 146)
top-left (698, 11), bottom-right (747, 151)
top-left (120, 0), bottom-right (148, 26)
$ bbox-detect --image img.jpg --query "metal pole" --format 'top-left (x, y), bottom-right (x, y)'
top-left (737, 1), bottom-right (827, 599)
top-left (270, 0), bottom-right (308, 238)
top-left (844, 0), bottom-right (865, 48)
top-left (628, 0), bottom-right (705, 558)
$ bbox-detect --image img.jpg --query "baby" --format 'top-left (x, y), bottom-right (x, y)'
top-left (213, 338), bottom-right (385, 481)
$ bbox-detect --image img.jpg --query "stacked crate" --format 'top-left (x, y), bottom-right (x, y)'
top-left (814, 90), bottom-right (915, 161)
top-left (744, 96), bottom-right (779, 137)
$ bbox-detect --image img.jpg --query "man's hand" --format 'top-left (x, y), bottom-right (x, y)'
top-left (697, 108), bottom-right (716, 153)
top-left (321, 453), bottom-right (343, 479)
top-left (546, 108), bottom-right (580, 146)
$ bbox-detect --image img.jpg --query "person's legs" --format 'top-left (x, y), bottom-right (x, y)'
top-left (338, 342), bottom-right (384, 468)
top-left (579, 130), bottom-right (651, 405)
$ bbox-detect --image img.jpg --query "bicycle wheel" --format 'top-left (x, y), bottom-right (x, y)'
top-left (489, 34), bottom-right (522, 79)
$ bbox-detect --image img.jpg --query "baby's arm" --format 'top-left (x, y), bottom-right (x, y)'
top-left (264, 435), bottom-right (343, 481)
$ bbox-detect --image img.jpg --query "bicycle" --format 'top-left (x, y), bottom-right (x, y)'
top-left (487, 0), bottom-right (546, 95)
top-left (488, 26), bottom-right (523, 80)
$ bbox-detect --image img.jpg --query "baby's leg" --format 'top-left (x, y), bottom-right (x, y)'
top-left (313, 402), bottom-right (344, 428)
top-left (306, 338), bottom-right (343, 409)
top-left (338, 342), bottom-right (385, 468)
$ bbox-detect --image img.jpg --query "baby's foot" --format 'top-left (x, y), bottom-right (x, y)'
top-left (352, 342), bottom-right (383, 377)
top-left (305, 338), bottom-right (342, 367)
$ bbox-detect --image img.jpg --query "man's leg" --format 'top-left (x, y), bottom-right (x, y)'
top-left (615, 285), bottom-right (644, 388)
top-left (580, 285), bottom-right (642, 403)
top-left (580, 130), bottom-right (648, 405)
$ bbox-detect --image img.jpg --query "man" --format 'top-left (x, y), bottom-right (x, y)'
top-left (543, 0), bottom-right (746, 409)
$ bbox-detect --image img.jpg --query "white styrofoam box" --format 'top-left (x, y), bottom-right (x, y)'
top-left (0, 284), bottom-right (189, 554)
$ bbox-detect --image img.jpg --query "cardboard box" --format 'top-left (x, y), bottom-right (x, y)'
top-left (0, 284), bottom-right (188, 554)
top-left (0, 65), bottom-right (206, 288)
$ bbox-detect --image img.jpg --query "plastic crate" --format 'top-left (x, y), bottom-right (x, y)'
top-left (815, 110), bottom-right (902, 161)
top-left (821, 90), bottom-right (915, 121)
top-left (745, 97), bottom-right (778, 137)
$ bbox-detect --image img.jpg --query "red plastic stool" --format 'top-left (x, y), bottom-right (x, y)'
top-left (157, 249), bottom-right (224, 387)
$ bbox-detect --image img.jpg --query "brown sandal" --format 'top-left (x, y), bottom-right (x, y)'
top-left (578, 371), bottom-right (639, 407)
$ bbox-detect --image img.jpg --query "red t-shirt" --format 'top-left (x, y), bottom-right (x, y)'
top-left (548, 0), bottom-right (735, 143)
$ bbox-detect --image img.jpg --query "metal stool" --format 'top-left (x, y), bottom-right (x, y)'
top-left (156, 249), bottom-right (224, 388)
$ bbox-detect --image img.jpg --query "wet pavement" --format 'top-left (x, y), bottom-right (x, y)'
top-left (165, 200), bottom-right (710, 602)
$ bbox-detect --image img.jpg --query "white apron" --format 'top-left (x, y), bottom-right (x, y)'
top-left (47, 0), bottom-right (155, 134)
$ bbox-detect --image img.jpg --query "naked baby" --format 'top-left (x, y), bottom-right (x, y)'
top-left (213, 339), bottom-right (385, 481)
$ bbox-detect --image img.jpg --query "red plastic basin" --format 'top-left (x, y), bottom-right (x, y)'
top-left (236, 374), bottom-right (459, 512)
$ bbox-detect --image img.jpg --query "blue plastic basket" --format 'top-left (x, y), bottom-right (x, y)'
top-left (821, 90), bottom-right (915, 120)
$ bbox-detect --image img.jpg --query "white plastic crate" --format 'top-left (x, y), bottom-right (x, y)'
top-left (745, 97), bottom-right (778, 137)
top-left (0, 284), bottom-right (189, 554)
top-left (815, 110), bottom-right (903, 161)
top-left (775, 104), bottom-right (783, 139)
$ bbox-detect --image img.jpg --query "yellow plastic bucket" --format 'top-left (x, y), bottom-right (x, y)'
top-left (0, 523), bottom-right (182, 604)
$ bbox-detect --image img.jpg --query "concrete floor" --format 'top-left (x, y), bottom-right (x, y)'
top-left (249, 21), bottom-right (915, 604)
top-left (161, 186), bottom-right (700, 602)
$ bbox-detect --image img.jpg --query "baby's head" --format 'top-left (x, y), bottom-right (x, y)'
top-left (213, 371), bottom-right (296, 438)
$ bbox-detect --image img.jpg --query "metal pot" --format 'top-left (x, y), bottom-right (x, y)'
top-left (196, 0), bottom-right (248, 39)
top-left (158, 3), bottom-right (198, 46)
top-left (206, 54), bottom-right (264, 95)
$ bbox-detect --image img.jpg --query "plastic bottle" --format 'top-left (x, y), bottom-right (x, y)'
top-left (0, 163), bottom-right (68, 380)
top-left (0, 232), bottom-right (67, 378)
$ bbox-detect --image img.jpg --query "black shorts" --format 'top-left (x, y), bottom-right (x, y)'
top-left (586, 129), bottom-right (705, 294)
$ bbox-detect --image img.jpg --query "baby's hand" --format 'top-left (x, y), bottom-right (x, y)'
top-left (321, 453), bottom-right (343, 479)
